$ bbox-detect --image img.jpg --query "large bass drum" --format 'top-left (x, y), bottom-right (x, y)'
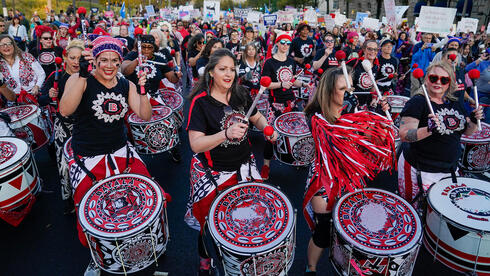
top-left (459, 122), bottom-right (489, 173)
top-left (331, 188), bottom-right (422, 275)
top-left (207, 182), bottom-right (296, 276)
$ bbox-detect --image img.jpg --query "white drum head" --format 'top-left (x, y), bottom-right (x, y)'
top-left (461, 122), bottom-right (490, 143)
top-left (2, 105), bottom-right (38, 128)
top-left (386, 95), bottom-right (409, 109)
top-left (78, 174), bottom-right (164, 239)
top-left (128, 106), bottom-right (173, 125)
top-left (427, 177), bottom-right (490, 232)
top-left (159, 89), bottom-right (184, 111)
top-left (274, 112), bottom-right (310, 137)
top-left (0, 137), bottom-right (29, 169)
top-left (208, 182), bottom-right (295, 254)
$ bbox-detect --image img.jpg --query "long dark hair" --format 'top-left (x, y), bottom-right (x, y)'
top-left (189, 48), bottom-right (251, 109)
top-left (187, 33), bottom-right (204, 53)
top-left (202, 38), bottom-right (223, 59)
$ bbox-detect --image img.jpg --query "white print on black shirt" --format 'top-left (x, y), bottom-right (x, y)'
top-left (436, 108), bottom-right (466, 135)
top-left (38, 51), bottom-right (55, 65)
top-left (136, 63), bottom-right (157, 80)
top-left (380, 63), bottom-right (395, 77)
top-left (92, 92), bottom-right (129, 123)
top-left (300, 43), bottom-right (313, 57)
top-left (358, 72), bottom-right (373, 89)
top-left (277, 65), bottom-right (293, 82)
top-left (220, 108), bottom-right (247, 147)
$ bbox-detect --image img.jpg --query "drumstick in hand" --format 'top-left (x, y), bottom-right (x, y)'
top-left (468, 69), bottom-right (481, 131)
top-left (77, 7), bottom-right (88, 47)
top-left (244, 76), bottom-right (272, 121)
top-left (336, 50), bottom-right (358, 112)
top-left (361, 60), bottom-right (392, 121)
top-left (412, 68), bottom-right (436, 117)
top-left (53, 57), bottom-right (62, 102)
top-left (134, 27), bottom-right (146, 95)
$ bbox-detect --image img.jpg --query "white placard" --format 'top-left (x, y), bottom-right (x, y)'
top-left (457, 18), bottom-right (478, 33)
top-left (325, 17), bottom-right (335, 31)
top-left (334, 13), bottom-right (347, 26)
top-left (304, 9), bottom-right (318, 25)
top-left (247, 11), bottom-right (261, 23)
top-left (203, 1), bottom-right (220, 21)
top-left (277, 11), bottom-right (294, 24)
top-left (417, 6), bottom-right (456, 35)
top-left (395, 6), bottom-right (409, 24)
top-left (145, 5), bottom-right (155, 16)
top-left (384, 0), bottom-right (396, 28)
top-left (362, 18), bottom-right (380, 30)
top-left (487, 22), bottom-right (490, 34)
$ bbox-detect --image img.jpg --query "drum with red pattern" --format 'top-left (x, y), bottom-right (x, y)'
top-left (2, 105), bottom-right (50, 151)
top-left (273, 112), bottom-right (314, 166)
top-left (208, 182), bottom-right (296, 276)
top-left (0, 137), bottom-right (40, 226)
top-left (459, 122), bottom-right (490, 173)
top-left (425, 177), bottom-right (490, 275)
top-left (387, 95), bottom-right (409, 127)
top-left (128, 106), bottom-right (179, 154)
top-left (158, 89), bottom-right (184, 128)
top-left (331, 188), bottom-right (422, 276)
top-left (78, 174), bottom-right (168, 274)
top-left (393, 126), bottom-right (401, 156)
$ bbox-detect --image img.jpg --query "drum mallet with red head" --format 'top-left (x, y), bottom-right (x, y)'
top-left (361, 60), bottom-right (392, 121)
top-left (336, 50), bottom-right (358, 112)
top-left (53, 57), bottom-right (63, 104)
top-left (412, 68), bottom-right (436, 117)
top-left (468, 69), bottom-right (482, 131)
top-left (244, 76), bottom-right (272, 121)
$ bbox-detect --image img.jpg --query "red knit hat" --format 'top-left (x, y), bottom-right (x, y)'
top-left (274, 29), bottom-right (293, 44)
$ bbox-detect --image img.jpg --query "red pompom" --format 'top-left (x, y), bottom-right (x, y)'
top-left (263, 125), bottom-right (274, 136)
top-left (349, 38), bottom-right (354, 44)
top-left (168, 61), bottom-right (174, 68)
top-left (413, 63), bottom-right (418, 68)
top-left (290, 78), bottom-right (296, 83)
top-left (55, 57), bottom-right (63, 65)
top-left (170, 49), bottom-right (176, 56)
top-left (318, 68), bottom-right (324, 74)
top-left (388, 73), bottom-right (394, 79)
top-left (134, 27), bottom-right (144, 36)
top-left (468, 69), bottom-right (481, 80)
top-left (412, 68), bottom-right (424, 79)
top-left (448, 54), bottom-right (457, 61)
top-left (305, 63), bottom-right (311, 69)
top-left (335, 50), bottom-right (347, 61)
top-left (309, 44), bottom-right (313, 48)
top-left (77, 7), bottom-right (87, 15)
top-left (260, 76), bottom-right (272, 87)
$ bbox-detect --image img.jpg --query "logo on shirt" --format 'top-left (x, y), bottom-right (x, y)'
top-left (277, 65), bottom-right (293, 83)
top-left (436, 108), bottom-right (466, 135)
top-left (220, 108), bottom-right (247, 147)
top-left (300, 43), bottom-right (313, 57)
top-left (92, 92), bottom-right (129, 123)
top-left (358, 72), bottom-right (373, 89)
top-left (380, 63), bottom-right (395, 77)
top-left (136, 63), bottom-right (156, 80)
top-left (38, 52), bottom-right (55, 65)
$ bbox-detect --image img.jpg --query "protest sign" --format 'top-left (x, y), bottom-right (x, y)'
top-left (362, 17), bottom-right (380, 30)
top-left (355, 12), bottom-right (369, 23)
top-left (263, 14), bottom-right (277, 26)
top-left (384, 0), bottom-right (396, 28)
top-left (179, 10), bottom-right (190, 21)
top-left (277, 11), bottom-right (294, 24)
top-left (325, 16), bottom-right (335, 31)
top-left (234, 8), bottom-right (249, 19)
top-left (487, 22), bottom-right (490, 34)
top-left (417, 6), bottom-right (456, 35)
top-left (203, 1), bottom-right (220, 21)
top-left (395, 6), bottom-right (409, 22)
top-left (104, 10), bottom-right (114, 18)
top-left (145, 5), bottom-right (155, 16)
top-left (457, 18), bottom-right (479, 33)
top-left (304, 9), bottom-right (318, 25)
top-left (334, 12), bottom-right (347, 26)
top-left (247, 11), bottom-right (262, 23)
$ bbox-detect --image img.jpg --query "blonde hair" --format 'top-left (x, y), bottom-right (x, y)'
top-left (150, 29), bottom-right (166, 48)
top-left (417, 61), bottom-right (458, 102)
top-left (65, 39), bottom-right (84, 54)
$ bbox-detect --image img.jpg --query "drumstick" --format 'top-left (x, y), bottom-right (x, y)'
top-left (77, 7), bottom-right (88, 47)
top-left (145, 60), bottom-right (172, 66)
top-left (412, 68), bottom-right (436, 116)
top-left (290, 63), bottom-right (311, 83)
top-left (401, 63), bottom-right (418, 79)
top-left (244, 76), bottom-right (272, 121)
top-left (468, 69), bottom-right (481, 131)
top-left (336, 50), bottom-right (358, 112)
top-left (170, 49), bottom-right (179, 71)
top-left (134, 27), bottom-right (146, 95)
top-left (448, 53), bottom-right (457, 72)
top-left (53, 57), bottom-right (63, 104)
top-left (361, 60), bottom-right (392, 121)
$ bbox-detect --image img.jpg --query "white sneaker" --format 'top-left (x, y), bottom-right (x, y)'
top-left (84, 260), bottom-right (100, 276)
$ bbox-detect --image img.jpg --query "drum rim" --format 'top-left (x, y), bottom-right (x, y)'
top-left (207, 182), bottom-right (296, 254)
top-left (63, 137), bottom-right (73, 160)
top-left (426, 176), bottom-right (490, 233)
top-left (159, 89), bottom-right (184, 110)
top-left (274, 111), bottom-right (311, 137)
top-left (333, 188), bottom-right (423, 255)
top-left (78, 173), bottom-right (165, 240)
top-left (460, 122), bottom-right (490, 143)
top-left (0, 136), bottom-right (30, 170)
top-left (3, 104), bottom-right (39, 125)
top-left (128, 106), bottom-right (174, 124)
top-left (386, 95), bottom-right (410, 106)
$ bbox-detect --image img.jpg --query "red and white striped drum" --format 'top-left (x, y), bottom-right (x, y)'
top-left (207, 182), bottom-right (296, 276)
top-left (78, 174), bottom-right (168, 274)
top-left (387, 95), bottom-right (410, 127)
top-left (425, 177), bottom-right (490, 275)
top-left (3, 104), bottom-right (50, 151)
top-left (273, 112), bottom-right (314, 166)
top-left (128, 106), bottom-right (179, 155)
top-left (158, 89), bottom-right (184, 128)
top-left (331, 188), bottom-right (422, 276)
top-left (0, 137), bottom-right (40, 226)
top-left (393, 126), bottom-right (401, 156)
top-left (459, 122), bottom-right (490, 173)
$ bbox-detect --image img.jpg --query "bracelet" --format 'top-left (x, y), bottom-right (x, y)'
top-left (224, 127), bottom-right (230, 140)
top-left (280, 82), bottom-right (283, 88)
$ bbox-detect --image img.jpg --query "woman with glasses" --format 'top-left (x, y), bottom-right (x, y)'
top-left (0, 34), bottom-right (45, 96)
top-left (312, 33), bottom-right (338, 72)
top-left (187, 33), bottom-right (205, 82)
top-left (8, 15), bottom-right (28, 50)
top-left (29, 25), bottom-right (63, 77)
top-left (186, 48), bottom-right (277, 275)
top-left (260, 30), bottom-right (310, 180)
top-left (196, 38), bottom-right (223, 76)
top-left (397, 61), bottom-right (483, 206)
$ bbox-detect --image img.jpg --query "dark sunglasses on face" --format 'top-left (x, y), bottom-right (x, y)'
top-left (325, 39), bottom-right (334, 43)
top-left (428, 74), bottom-right (450, 85)
top-left (42, 37), bottom-right (53, 40)
top-left (279, 40), bottom-right (291, 45)
top-left (197, 41), bottom-right (204, 45)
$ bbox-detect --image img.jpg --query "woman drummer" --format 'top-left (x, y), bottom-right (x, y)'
top-left (302, 67), bottom-right (395, 275)
top-left (60, 36), bottom-right (152, 254)
top-left (39, 39), bottom-right (83, 214)
top-left (185, 48), bottom-right (277, 275)
top-left (398, 61), bottom-right (484, 206)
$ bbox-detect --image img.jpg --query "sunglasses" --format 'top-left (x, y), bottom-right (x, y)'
top-left (197, 41), bottom-right (204, 45)
top-left (325, 39), bottom-right (334, 43)
top-left (279, 40), bottom-right (291, 45)
top-left (141, 45), bottom-right (154, 49)
top-left (41, 37), bottom-right (53, 40)
top-left (428, 74), bottom-right (450, 85)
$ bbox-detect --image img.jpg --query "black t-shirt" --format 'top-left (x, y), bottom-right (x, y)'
top-left (71, 75), bottom-right (130, 156)
top-left (154, 48), bottom-right (172, 63)
top-left (196, 57), bottom-right (209, 76)
top-left (238, 60), bottom-right (261, 90)
top-left (401, 94), bottom-right (468, 173)
top-left (187, 91), bottom-right (257, 171)
top-left (377, 55), bottom-right (399, 94)
top-left (226, 41), bottom-right (240, 56)
top-left (342, 46), bottom-right (360, 60)
top-left (188, 48), bottom-right (200, 79)
top-left (124, 51), bottom-right (172, 97)
top-left (290, 37), bottom-right (315, 65)
top-left (262, 56), bottom-right (296, 103)
top-left (29, 46), bottom-right (64, 77)
top-left (346, 58), bottom-right (380, 106)
top-left (115, 35), bottom-right (135, 52)
top-left (313, 48), bottom-right (339, 72)
top-left (39, 69), bottom-right (70, 107)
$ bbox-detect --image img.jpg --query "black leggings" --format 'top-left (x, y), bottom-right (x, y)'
top-left (312, 212), bottom-right (332, 249)
top-left (264, 141), bottom-right (273, 160)
top-left (198, 233), bottom-right (209, 258)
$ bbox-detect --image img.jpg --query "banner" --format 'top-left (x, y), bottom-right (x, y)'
top-left (247, 11), bottom-right (261, 23)
top-left (417, 6), bottom-right (456, 35)
top-left (384, 0), bottom-right (396, 28)
top-left (362, 18), bottom-right (380, 30)
top-left (355, 12), bottom-right (369, 23)
top-left (203, 1), bottom-right (220, 21)
top-left (263, 14), bottom-right (277, 26)
top-left (277, 11), bottom-right (294, 24)
top-left (457, 18), bottom-right (479, 33)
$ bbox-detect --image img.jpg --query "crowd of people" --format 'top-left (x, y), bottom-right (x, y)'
top-left (0, 5), bottom-right (488, 276)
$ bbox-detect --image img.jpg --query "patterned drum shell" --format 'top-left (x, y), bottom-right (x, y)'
top-left (158, 89), bottom-right (184, 128)
top-left (425, 177), bottom-right (490, 275)
top-left (273, 112), bottom-right (314, 166)
top-left (393, 126), bottom-right (401, 156)
top-left (293, 73), bottom-right (314, 100)
top-left (459, 122), bottom-right (490, 173)
top-left (2, 104), bottom-right (49, 151)
top-left (387, 95), bottom-right (409, 127)
top-left (331, 188), bottom-right (422, 276)
top-left (78, 174), bottom-right (168, 274)
top-left (0, 137), bottom-right (40, 210)
top-left (128, 106), bottom-right (179, 154)
top-left (63, 137), bottom-right (73, 165)
top-left (207, 182), bottom-right (296, 276)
